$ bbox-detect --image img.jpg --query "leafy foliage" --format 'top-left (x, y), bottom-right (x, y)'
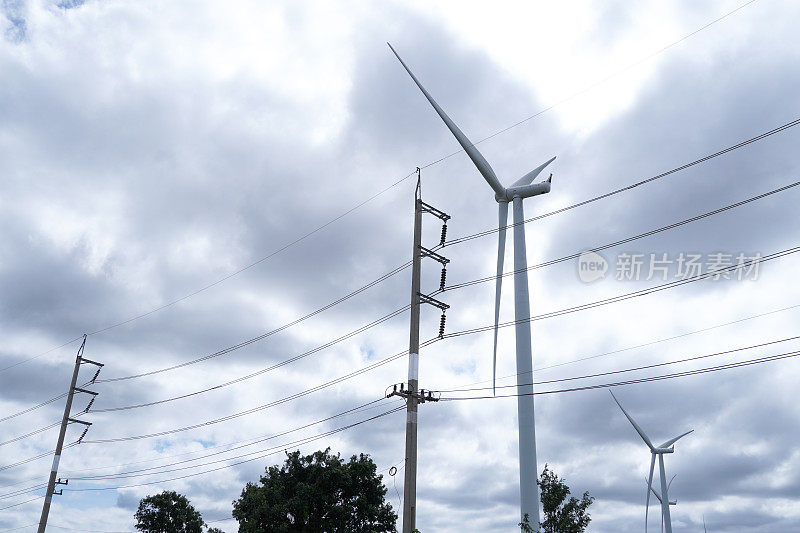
top-left (232, 448), bottom-right (397, 532)
top-left (519, 513), bottom-right (536, 532)
top-left (537, 464), bottom-right (594, 533)
top-left (134, 491), bottom-right (206, 533)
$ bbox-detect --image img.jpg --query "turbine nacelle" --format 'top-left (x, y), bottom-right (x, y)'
top-left (495, 157), bottom-right (555, 202)
top-left (500, 180), bottom-right (551, 202)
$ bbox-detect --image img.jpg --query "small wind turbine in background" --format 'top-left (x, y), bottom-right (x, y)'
top-left (611, 391), bottom-right (692, 533)
top-left (646, 474), bottom-right (676, 533)
top-left (388, 43), bottom-right (555, 528)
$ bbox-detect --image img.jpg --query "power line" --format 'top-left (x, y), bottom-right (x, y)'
top-left (438, 348), bottom-right (800, 401)
top-left (0, 482), bottom-right (48, 501)
top-left (434, 335), bottom-right (800, 394)
top-left (96, 262), bottom-right (412, 383)
top-left (444, 116), bottom-right (800, 247)
top-left (1, 399), bottom-right (399, 500)
top-left (0, 444), bottom-right (77, 473)
top-left (64, 401), bottom-right (395, 477)
top-left (91, 306), bottom-right (409, 412)
top-left (0, 495), bottom-right (42, 511)
top-left (0, 392), bottom-right (68, 424)
top-left (0, 523), bottom-right (40, 532)
top-left (0, 421), bottom-right (60, 448)
top-left (444, 180), bottom-right (800, 291)
top-left (48, 527), bottom-right (131, 533)
top-left (85, 180), bottom-right (799, 414)
top-left (72, 403), bottom-right (402, 483)
top-left (64, 407), bottom-right (405, 492)
top-left (0, 400), bottom-right (394, 496)
top-left (80, 338), bottom-right (438, 444)
top-left (442, 246), bottom-right (800, 339)
top-left (0, 377), bottom-right (96, 425)
top-left (1, 189), bottom-right (417, 377)
top-left (78, 246), bottom-right (798, 440)
top-left (453, 302), bottom-right (800, 392)
top-left (8, 178), bottom-right (782, 426)
top-left (74, 400), bottom-right (395, 479)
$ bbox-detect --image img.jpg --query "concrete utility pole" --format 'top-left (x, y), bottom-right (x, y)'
top-left (402, 173), bottom-right (423, 533)
top-left (38, 335), bottom-right (100, 533)
top-left (393, 170), bottom-right (449, 533)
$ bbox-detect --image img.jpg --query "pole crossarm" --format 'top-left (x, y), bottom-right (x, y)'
top-left (419, 246), bottom-right (449, 265)
top-left (418, 292), bottom-right (450, 311)
top-left (419, 201), bottom-right (450, 222)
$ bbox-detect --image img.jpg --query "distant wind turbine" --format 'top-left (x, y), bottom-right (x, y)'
top-left (388, 43), bottom-right (555, 528)
top-left (611, 391), bottom-right (692, 533)
top-left (646, 474), bottom-right (676, 533)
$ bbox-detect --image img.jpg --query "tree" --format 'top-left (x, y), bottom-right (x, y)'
top-left (533, 464), bottom-right (594, 533)
top-left (134, 491), bottom-right (206, 533)
top-left (232, 448), bottom-right (397, 532)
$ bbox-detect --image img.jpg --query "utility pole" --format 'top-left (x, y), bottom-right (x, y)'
top-left (401, 170), bottom-right (423, 533)
top-left (38, 335), bottom-right (102, 533)
top-left (392, 169), bottom-right (449, 533)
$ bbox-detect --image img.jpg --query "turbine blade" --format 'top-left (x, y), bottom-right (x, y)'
top-left (646, 480), bottom-right (663, 504)
top-left (610, 391), bottom-right (655, 450)
top-left (493, 201), bottom-right (509, 395)
top-left (703, 515), bottom-right (707, 533)
top-left (646, 453), bottom-right (656, 533)
top-left (667, 473), bottom-right (676, 491)
top-left (387, 43), bottom-right (506, 197)
top-left (511, 156), bottom-right (556, 187)
top-left (658, 429), bottom-right (694, 449)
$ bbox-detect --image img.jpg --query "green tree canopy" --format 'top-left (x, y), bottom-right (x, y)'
top-left (530, 464), bottom-right (594, 533)
top-left (134, 490), bottom-right (206, 533)
top-left (232, 448), bottom-right (397, 532)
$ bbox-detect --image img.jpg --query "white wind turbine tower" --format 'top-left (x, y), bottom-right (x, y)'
top-left (611, 391), bottom-right (692, 533)
top-left (389, 43), bottom-right (555, 527)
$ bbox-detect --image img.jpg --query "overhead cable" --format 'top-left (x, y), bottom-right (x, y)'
top-left (444, 117), bottom-right (800, 247)
top-left (442, 246), bottom-right (800, 338)
top-left (445, 180), bottom-right (800, 290)
top-left (438, 348), bottom-right (800, 401)
top-left (434, 335), bottom-right (800, 394)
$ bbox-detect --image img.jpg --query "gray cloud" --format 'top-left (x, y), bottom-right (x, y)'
top-left (1, 1), bottom-right (800, 532)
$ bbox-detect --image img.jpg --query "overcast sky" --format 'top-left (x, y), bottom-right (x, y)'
top-left (2, 1), bottom-right (800, 532)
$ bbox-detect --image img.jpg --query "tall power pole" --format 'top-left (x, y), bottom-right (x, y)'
top-left (392, 170), bottom-right (449, 533)
top-left (402, 173), bottom-right (423, 533)
top-left (38, 335), bottom-right (101, 533)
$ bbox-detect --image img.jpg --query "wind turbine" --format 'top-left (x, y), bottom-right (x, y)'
top-left (611, 391), bottom-right (692, 533)
top-left (646, 475), bottom-right (676, 533)
top-left (388, 43), bottom-right (555, 528)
